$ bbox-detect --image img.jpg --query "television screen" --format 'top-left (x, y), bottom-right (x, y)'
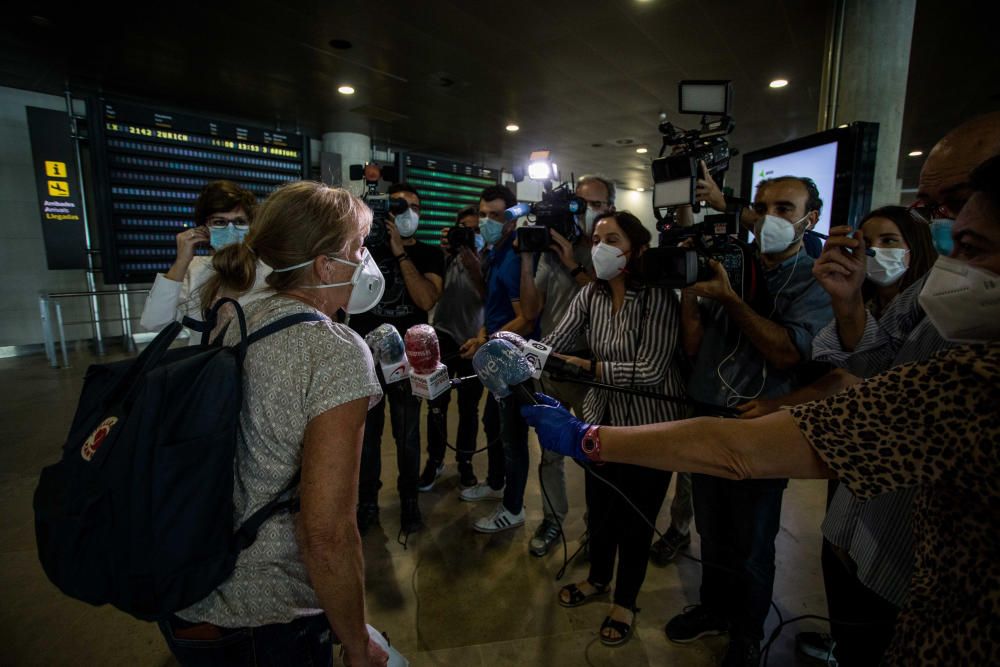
top-left (747, 141), bottom-right (839, 240)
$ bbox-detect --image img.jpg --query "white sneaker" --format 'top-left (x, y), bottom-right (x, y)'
top-left (459, 482), bottom-right (504, 502)
top-left (474, 505), bottom-right (525, 533)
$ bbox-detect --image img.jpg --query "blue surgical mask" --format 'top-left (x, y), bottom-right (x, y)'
top-left (209, 223), bottom-right (247, 250)
top-left (930, 218), bottom-right (954, 255)
top-left (480, 218), bottom-right (504, 246)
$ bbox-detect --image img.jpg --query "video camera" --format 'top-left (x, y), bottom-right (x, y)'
top-left (639, 212), bottom-right (763, 306)
top-left (510, 150), bottom-right (586, 253)
top-left (348, 163), bottom-right (408, 248)
top-left (651, 81), bottom-right (737, 220)
top-left (446, 225), bottom-right (477, 254)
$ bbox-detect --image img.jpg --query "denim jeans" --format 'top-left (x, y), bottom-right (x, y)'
top-left (426, 331), bottom-right (482, 473)
top-left (359, 379), bottom-right (422, 504)
top-left (692, 473), bottom-right (787, 641)
top-left (159, 614), bottom-right (333, 666)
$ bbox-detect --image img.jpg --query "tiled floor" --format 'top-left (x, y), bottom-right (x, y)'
top-left (1, 345), bottom-right (831, 666)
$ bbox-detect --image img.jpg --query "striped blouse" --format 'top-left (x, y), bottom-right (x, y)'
top-left (542, 283), bottom-right (688, 427)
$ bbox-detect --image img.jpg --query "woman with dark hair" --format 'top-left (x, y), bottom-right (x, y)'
top-left (140, 180), bottom-right (271, 341)
top-left (858, 205), bottom-right (937, 318)
top-left (541, 211), bottom-right (688, 646)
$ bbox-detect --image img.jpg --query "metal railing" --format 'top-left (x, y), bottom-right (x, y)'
top-left (38, 285), bottom-right (147, 368)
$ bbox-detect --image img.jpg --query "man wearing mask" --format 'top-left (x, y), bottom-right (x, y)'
top-left (350, 182), bottom-right (445, 536)
top-left (795, 112), bottom-right (1000, 666)
top-left (420, 207), bottom-right (486, 492)
top-left (665, 176), bottom-right (833, 666)
top-left (517, 174), bottom-right (611, 557)
top-left (459, 185), bottom-right (536, 532)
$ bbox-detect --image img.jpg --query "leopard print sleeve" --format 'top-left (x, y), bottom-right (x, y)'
top-left (789, 344), bottom-right (1000, 501)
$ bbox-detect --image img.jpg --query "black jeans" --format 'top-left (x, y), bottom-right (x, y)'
top-left (586, 462), bottom-right (672, 610)
top-left (159, 614), bottom-right (333, 666)
top-left (692, 473), bottom-right (787, 641)
top-left (426, 331), bottom-right (482, 472)
top-left (481, 393), bottom-right (506, 491)
top-left (359, 379), bottom-right (421, 504)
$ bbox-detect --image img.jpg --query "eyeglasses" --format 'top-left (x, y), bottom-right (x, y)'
top-left (908, 187), bottom-right (970, 225)
top-left (206, 217), bottom-right (250, 229)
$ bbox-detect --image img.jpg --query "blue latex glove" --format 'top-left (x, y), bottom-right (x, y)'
top-left (520, 393), bottom-right (592, 462)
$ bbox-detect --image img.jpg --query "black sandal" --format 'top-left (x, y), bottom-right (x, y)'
top-left (558, 581), bottom-right (609, 608)
top-left (600, 607), bottom-right (638, 647)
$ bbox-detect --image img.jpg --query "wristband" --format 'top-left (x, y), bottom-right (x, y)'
top-left (395, 253), bottom-right (408, 263)
top-left (570, 264), bottom-right (585, 277)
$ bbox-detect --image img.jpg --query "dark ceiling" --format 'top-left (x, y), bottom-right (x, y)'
top-left (3, 1), bottom-right (998, 194)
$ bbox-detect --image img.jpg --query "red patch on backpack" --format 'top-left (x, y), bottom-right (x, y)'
top-left (81, 416), bottom-right (118, 461)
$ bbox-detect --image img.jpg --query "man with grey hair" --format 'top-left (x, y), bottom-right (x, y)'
top-left (518, 174), bottom-right (612, 557)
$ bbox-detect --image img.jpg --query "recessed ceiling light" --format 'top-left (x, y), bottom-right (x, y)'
top-left (769, 79), bottom-right (789, 89)
top-left (838, 124), bottom-right (849, 128)
top-left (337, 85), bottom-right (355, 95)
top-left (908, 150), bottom-right (923, 157)
top-left (505, 124), bottom-right (520, 132)
top-left (636, 147), bottom-right (648, 154)
top-left (636, 187), bottom-right (645, 192)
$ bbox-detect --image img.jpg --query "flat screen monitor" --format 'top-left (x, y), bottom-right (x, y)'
top-left (741, 122), bottom-right (879, 243)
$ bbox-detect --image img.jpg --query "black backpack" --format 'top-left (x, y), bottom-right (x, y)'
top-left (33, 298), bottom-right (325, 621)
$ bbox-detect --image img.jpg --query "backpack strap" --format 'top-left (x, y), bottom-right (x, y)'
top-left (232, 471), bottom-right (301, 552)
top-left (247, 312), bottom-right (327, 346)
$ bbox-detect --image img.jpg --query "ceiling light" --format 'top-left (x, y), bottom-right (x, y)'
top-left (838, 124), bottom-right (849, 128)
top-left (505, 124), bottom-right (520, 132)
top-left (337, 85), bottom-right (355, 95)
top-left (769, 79), bottom-right (789, 89)
top-left (908, 150), bottom-right (923, 157)
top-left (636, 187), bottom-right (645, 192)
top-left (636, 147), bottom-right (648, 154)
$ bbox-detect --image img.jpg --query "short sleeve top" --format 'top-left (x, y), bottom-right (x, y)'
top-left (789, 343), bottom-right (1000, 666)
top-left (178, 295), bottom-right (382, 627)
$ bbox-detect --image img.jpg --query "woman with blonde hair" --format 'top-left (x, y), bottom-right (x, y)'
top-left (159, 181), bottom-right (389, 667)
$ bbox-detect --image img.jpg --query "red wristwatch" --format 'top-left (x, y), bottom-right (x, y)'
top-left (580, 425), bottom-right (604, 464)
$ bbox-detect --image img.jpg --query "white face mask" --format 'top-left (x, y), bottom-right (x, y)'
top-left (273, 248), bottom-right (385, 314)
top-left (866, 247), bottom-right (909, 287)
top-left (394, 209), bottom-right (419, 238)
top-left (591, 242), bottom-right (628, 280)
top-left (918, 256), bottom-right (1000, 343)
top-left (754, 213), bottom-right (809, 254)
top-left (583, 208), bottom-right (601, 235)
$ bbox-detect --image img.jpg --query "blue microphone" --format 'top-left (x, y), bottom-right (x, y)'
top-left (472, 339), bottom-right (538, 404)
top-left (504, 202), bottom-right (532, 222)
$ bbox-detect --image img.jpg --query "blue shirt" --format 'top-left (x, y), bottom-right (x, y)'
top-left (687, 249), bottom-right (833, 409)
top-left (483, 234), bottom-right (523, 335)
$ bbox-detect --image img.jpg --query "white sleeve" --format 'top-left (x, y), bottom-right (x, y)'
top-left (139, 273), bottom-right (185, 331)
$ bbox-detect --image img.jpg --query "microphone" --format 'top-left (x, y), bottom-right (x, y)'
top-left (404, 324), bottom-right (441, 375)
top-left (404, 324), bottom-right (450, 399)
top-left (472, 339), bottom-right (538, 405)
top-left (504, 202), bottom-right (532, 222)
top-left (488, 331), bottom-right (593, 381)
top-left (364, 324), bottom-right (410, 384)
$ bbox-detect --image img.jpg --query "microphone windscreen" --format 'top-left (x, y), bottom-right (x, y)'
top-left (489, 331), bottom-right (526, 350)
top-left (472, 339), bottom-right (534, 398)
top-left (365, 323), bottom-right (405, 364)
top-left (504, 202), bottom-right (532, 222)
top-left (404, 324), bottom-right (441, 375)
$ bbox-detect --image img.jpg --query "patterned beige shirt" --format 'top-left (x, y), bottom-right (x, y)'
top-left (179, 295), bottom-right (381, 627)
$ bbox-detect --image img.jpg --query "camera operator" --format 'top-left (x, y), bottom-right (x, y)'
top-left (458, 185), bottom-right (536, 532)
top-left (664, 176), bottom-right (833, 666)
top-left (419, 207), bottom-right (485, 492)
top-left (517, 174), bottom-right (610, 557)
top-left (350, 183), bottom-right (445, 536)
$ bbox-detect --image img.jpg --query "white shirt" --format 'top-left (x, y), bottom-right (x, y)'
top-left (139, 255), bottom-right (272, 343)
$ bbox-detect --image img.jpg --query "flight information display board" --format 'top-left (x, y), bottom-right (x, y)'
top-left (400, 154), bottom-right (499, 245)
top-left (89, 98), bottom-right (309, 284)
